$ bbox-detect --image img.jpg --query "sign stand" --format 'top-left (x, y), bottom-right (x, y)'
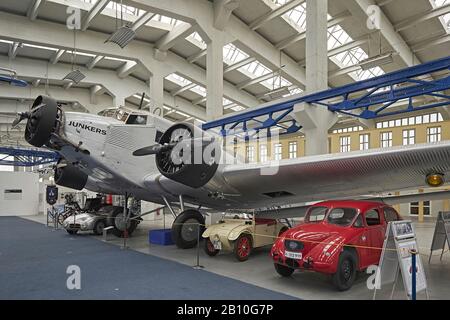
top-left (373, 220), bottom-right (429, 300)
top-left (429, 211), bottom-right (450, 263)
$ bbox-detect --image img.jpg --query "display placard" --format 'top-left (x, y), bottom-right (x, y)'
top-left (429, 211), bottom-right (450, 261)
top-left (374, 220), bottom-right (428, 299)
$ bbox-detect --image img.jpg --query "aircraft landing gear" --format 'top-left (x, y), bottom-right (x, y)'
top-left (171, 209), bottom-right (205, 249)
top-left (109, 194), bottom-right (138, 238)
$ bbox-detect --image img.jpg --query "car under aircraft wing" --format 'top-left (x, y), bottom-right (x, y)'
top-left (217, 141), bottom-right (450, 207)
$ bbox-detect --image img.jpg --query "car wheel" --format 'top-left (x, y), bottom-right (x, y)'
top-left (67, 229), bottom-right (78, 235)
top-left (234, 234), bottom-right (252, 262)
top-left (204, 238), bottom-right (220, 256)
top-left (332, 250), bottom-right (357, 291)
top-left (274, 263), bottom-right (294, 277)
top-left (93, 219), bottom-right (106, 235)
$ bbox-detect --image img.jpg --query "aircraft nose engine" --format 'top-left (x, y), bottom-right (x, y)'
top-left (133, 123), bottom-right (221, 188)
top-left (23, 95), bottom-right (60, 147)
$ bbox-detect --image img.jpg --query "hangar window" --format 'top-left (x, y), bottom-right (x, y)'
top-left (365, 209), bottom-right (381, 226)
top-left (288, 142), bottom-right (297, 159)
top-left (246, 146), bottom-right (255, 163)
top-left (339, 136), bottom-right (351, 153)
top-left (427, 127), bottom-right (441, 142)
top-left (402, 129), bottom-right (415, 145)
top-left (274, 143), bottom-right (283, 160)
top-left (259, 144), bottom-right (268, 162)
top-left (359, 134), bottom-right (369, 150)
top-left (380, 132), bottom-right (392, 148)
top-left (431, 0), bottom-right (450, 34)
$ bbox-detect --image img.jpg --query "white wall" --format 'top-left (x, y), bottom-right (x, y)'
top-left (0, 171), bottom-right (39, 216)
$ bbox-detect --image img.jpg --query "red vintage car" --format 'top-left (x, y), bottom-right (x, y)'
top-left (270, 200), bottom-right (402, 291)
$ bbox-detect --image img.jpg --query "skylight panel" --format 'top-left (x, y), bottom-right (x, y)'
top-left (152, 14), bottom-right (182, 27)
top-left (186, 32), bottom-right (207, 49)
top-left (260, 75), bottom-right (292, 90)
top-left (105, 1), bottom-right (144, 17)
top-left (238, 60), bottom-right (272, 78)
top-left (283, 2), bottom-right (307, 31)
top-left (190, 85), bottom-right (207, 97)
top-left (327, 24), bottom-right (352, 50)
top-left (165, 73), bottom-right (192, 86)
top-left (223, 43), bottom-right (249, 65)
top-left (431, 0), bottom-right (450, 34)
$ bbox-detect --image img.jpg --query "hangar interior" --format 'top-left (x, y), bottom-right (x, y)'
top-left (0, 0), bottom-right (450, 300)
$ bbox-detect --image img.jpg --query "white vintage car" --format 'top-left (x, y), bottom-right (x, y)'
top-left (62, 213), bottom-right (108, 235)
top-left (202, 215), bottom-right (288, 261)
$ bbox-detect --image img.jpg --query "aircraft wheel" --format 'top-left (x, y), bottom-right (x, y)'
top-left (204, 238), bottom-right (220, 256)
top-left (110, 207), bottom-right (138, 238)
top-left (25, 95), bottom-right (59, 147)
top-left (172, 209), bottom-right (205, 249)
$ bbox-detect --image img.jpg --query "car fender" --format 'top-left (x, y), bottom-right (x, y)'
top-left (228, 225), bottom-right (252, 241)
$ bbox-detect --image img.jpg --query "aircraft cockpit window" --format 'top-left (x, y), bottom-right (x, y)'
top-left (126, 115), bottom-right (148, 125)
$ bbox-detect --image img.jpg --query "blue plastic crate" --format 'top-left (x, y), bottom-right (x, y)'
top-left (149, 229), bottom-right (174, 245)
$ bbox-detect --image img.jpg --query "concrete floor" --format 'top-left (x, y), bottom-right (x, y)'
top-left (24, 215), bottom-right (450, 300)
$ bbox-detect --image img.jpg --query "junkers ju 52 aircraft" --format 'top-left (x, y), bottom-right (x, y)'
top-left (12, 94), bottom-right (450, 249)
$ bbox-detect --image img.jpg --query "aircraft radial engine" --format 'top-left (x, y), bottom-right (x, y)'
top-left (134, 122), bottom-right (226, 189)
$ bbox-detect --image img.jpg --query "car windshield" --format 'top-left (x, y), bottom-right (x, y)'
top-left (327, 208), bottom-right (358, 227)
top-left (306, 206), bottom-right (328, 223)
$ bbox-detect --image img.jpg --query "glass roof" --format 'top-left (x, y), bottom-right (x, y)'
top-left (223, 43), bottom-right (249, 65)
top-left (432, 0), bottom-right (450, 34)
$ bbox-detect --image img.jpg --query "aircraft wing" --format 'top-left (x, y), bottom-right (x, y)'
top-left (219, 141), bottom-right (450, 206)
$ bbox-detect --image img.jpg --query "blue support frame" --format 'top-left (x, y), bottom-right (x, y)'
top-left (202, 56), bottom-right (450, 136)
top-left (0, 147), bottom-right (59, 167)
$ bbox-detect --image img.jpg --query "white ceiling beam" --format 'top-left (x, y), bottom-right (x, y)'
top-left (171, 82), bottom-right (196, 96)
top-left (296, 39), bottom-right (368, 66)
top-left (117, 61), bottom-right (138, 79)
top-left (124, 0), bottom-right (307, 88)
top-left (0, 11), bottom-right (259, 108)
top-left (353, 0), bottom-right (421, 67)
top-left (192, 96), bottom-right (207, 105)
top-left (249, 0), bottom-right (305, 30)
top-left (155, 23), bottom-right (196, 51)
top-left (86, 55), bottom-right (104, 70)
top-left (50, 49), bottom-right (65, 64)
top-left (214, 0), bottom-right (240, 30)
top-left (187, 49), bottom-right (207, 63)
top-left (81, 0), bottom-right (111, 31)
top-left (27, 0), bottom-right (45, 21)
top-left (63, 81), bottom-right (74, 90)
top-left (131, 11), bottom-right (157, 31)
top-left (224, 56), bottom-right (256, 73)
top-left (275, 11), bottom-right (351, 50)
top-left (236, 71), bottom-right (277, 90)
top-left (329, 65), bottom-right (360, 79)
top-left (395, 3), bottom-right (450, 32)
top-left (8, 42), bottom-right (21, 59)
top-left (411, 33), bottom-right (450, 52)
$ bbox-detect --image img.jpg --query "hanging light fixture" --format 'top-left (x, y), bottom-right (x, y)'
top-left (62, 30), bottom-right (85, 86)
top-left (105, 0), bottom-right (136, 48)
